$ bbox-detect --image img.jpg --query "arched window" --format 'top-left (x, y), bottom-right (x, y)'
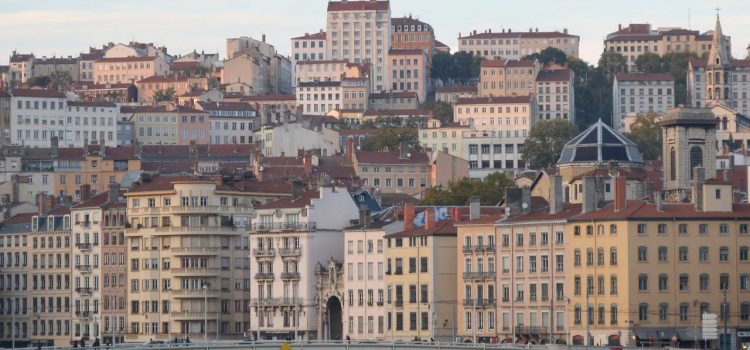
top-left (715, 70), bottom-right (721, 83)
top-left (708, 72), bottom-right (713, 84)
top-left (724, 87), bottom-right (730, 101)
top-left (715, 87), bottom-right (721, 99)
top-left (670, 147), bottom-right (676, 181)
top-left (609, 224), bottom-right (617, 234)
top-left (708, 88), bottom-right (713, 100)
top-left (722, 117), bottom-right (729, 130)
top-left (690, 146), bottom-right (703, 179)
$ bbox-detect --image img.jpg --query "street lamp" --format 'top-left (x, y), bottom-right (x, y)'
top-left (203, 284), bottom-right (208, 344)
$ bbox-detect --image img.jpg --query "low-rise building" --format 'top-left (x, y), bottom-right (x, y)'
top-left (197, 101), bottom-right (258, 144)
top-left (135, 76), bottom-right (208, 103)
top-left (387, 49), bottom-right (428, 102)
top-left (9, 51), bottom-right (34, 86)
top-left (93, 56), bottom-right (169, 84)
top-left (418, 119), bottom-right (468, 157)
top-left (368, 92), bottom-right (419, 110)
top-left (453, 96), bottom-right (535, 133)
top-left (612, 73), bottom-right (674, 131)
top-left (391, 16), bottom-right (435, 59)
top-left (291, 31), bottom-right (327, 88)
top-left (458, 29), bottom-right (579, 60)
top-left (32, 56), bottom-right (79, 81)
top-left (352, 149), bottom-right (431, 198)
top-left (435, 86), bottom-right (477, 104)
top-left (479, 59), bottom-right (539, 98)
top-left (128, 105), bottom-right (209, 145)
top-left (535, 68), bottom-right (575, 122)
top-left (254, 121), bottom-right (338, 157)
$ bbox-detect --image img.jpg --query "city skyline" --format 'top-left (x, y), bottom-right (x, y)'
top-left (1, 0), bottom-right (748, 65)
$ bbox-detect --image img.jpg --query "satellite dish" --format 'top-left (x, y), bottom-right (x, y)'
top-left (522, 203), bottom-right (528, 209)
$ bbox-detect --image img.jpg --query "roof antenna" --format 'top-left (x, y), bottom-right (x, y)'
top-left (687, 8), bottom-right (691, 30)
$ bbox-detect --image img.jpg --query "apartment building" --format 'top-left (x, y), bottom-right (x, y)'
top-left (479, 59), bottom-right (539, 98)
top-left (240, 94), bottom-right (298, 124)
top-left (9, 51), bottom-right (34, 86)
top-left (296, 61), bottom-right (370, 114)
top-left (291, 31), bottom-right (327, 88)
top-left (342, 217), bottom-right (402, 340)
top-left (249, 187), bottom-right (359, 340)
top-left (70, 185), bottom-right (126, 345)
top-left (462, 128), bottom-right (527, 175)
top-left (196, 101), bottom-right (258, 144)
top-left (224, 36), bottom-right (293, 95)
top-left (612, 73), bottom-right (674, 131)
top-left (123, 176), bottom-right (269, 342)
top-left (567, 176), bottom-right (750, 348)
top-left (135, 76), bottom-right (209, 103)
top-left (435, 86), bottom-right (477, 104)
top-left (352, 149), bottom-right (431, 197)
top-left (66, 101), bottom-right (119, 146)
top-left (687, 15), bottom-right (750, 116)
top-left (536, 69), bottom-right (575, 122)
top-left (453, 96), bottom-right (535, 133)
top-left (326, 0), bottom-right (391, 92)
top-left (93, 56), bottom-right (169, 84)
top-left (605, 22), bottom-right (730, 71)
top-left (384, 205), bottom-right (457, 341)
top-left (254, 122), bottom-right (338, 158)
top-left (391, 16), bottom-right (435, 58)
top-left (78, 50), bottom-right (104, 82)
top-left (1, 91), bottom-right (11, 145)
top-left (458, 29), bottom-right (579, 60)
top-left (53, 143), bottom-right (140, 200)
top-left (128, 105), bottom-right (209, 145)
top-left (418, 118), bottom-right (469, 157)
top-left (387, 49), bottom-right (428, 102)
top-left (32, 56), bottom-right (79, 81)
top-left (0, 213), bottom-right (32, 348)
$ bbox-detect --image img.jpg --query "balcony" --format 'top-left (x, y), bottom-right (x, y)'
top-left (515, 326), bottom-right (549, 335)
top-left (251, 222), bottom-right (316, 232)
top-left (76, 264), bottom-right (92, 273)
top-left (463, 272), bottom-right (494, 281)
top-left (253, 249), bottom-right (276, 258)
top-left (478, 299), bottom-right (496, 307)
top-left (395, 300), bottom-right (404, 308)
top-left (171, 289), bottom-right (219, 298)
top-left (482, 271), bottom-right (496, 280)
top-left (280, 272), bottom-right (300, 280)
top-left (462, 245), bottom-right (473, 254)
top-left (254, 272), bottom-right (275, 281)
top-left (376, 301), bottom-right (384, 306)
top-left (463, 299), bottom-right (475, 307)
top-left (75, 311), bottom-right (92, 318)
top-left (76, 243), bottom-right (92, 251)
top-left (485, 245), bottom-right (496, 253)
top-left (171, 311), bottom-right (206, 320)
top-left (126, 226), bottom-right (241, 236)
top-left (474, 245), bottom-right (485, 253)
top-left (170, 247), bottom-right (219, 255)
top-left (171, 268), bottom-right (220, 276)
top-left (251, 298), bottom-right (302, 307)
top-left (279, 248), bottom-right (302, 257)
top-left (75, 287), bottom-right (93, 295)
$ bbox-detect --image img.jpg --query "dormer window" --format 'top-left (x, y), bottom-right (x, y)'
top-left (63, 215), bottom-right (70, 230)
top-left (31, 216), bottom-right (39, 231)
top-left (48, 216), bottom-right (55, 231)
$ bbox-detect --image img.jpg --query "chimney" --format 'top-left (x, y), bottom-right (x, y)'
top-left (262, 34), bottom-right (266, 43)
top-left (36, 192), bottom-right (47, 214)
top-left (46, 195), bottom-right (56, 212)
top-left (505, 188), bottom-right (523, 215)
top-left (403, 203), bottom-right (416, 229)
top-left (549, 175), bottom-right (563, 214)
top-left (521, 188), bottom-right (531, 214)
top-left (654, 192), bottom-right (663, 212)
top-left (614, 176), bottom-right (627, 212)
top-left (582, 176), bottom-right (597, 214)
top-left (618, 24), bottom-right (622, 31)
top-left (692, 167), bottom-right (706, 211)
top-left (303, 153), bottom-right (313, 175)
top-left (424, 208), bottom-right (434, 230)
top-left (452, 207), bottom-right (462, 223)
top-left (359, 208), bottom-right (370, 228)
top-left (292, 180), bottom-right (304, 200)
top-left (470, 196), bottom-right (480, 220)
top-left (80, 184), bottom-right (91, 202)
top-left (50, 137), bottom-right (59, 157)
top-left (108, 183), bottom-right (120, 203)
top-left (10, 174), bottom-right (19, 204)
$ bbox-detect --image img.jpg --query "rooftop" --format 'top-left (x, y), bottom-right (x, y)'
top-left (327, 0), bottom-right (389, 12)
top-left (456, 95), bottom-right (532, 105)
top-left (11, 88), bottom-right (66, 98)
top-left (355, 150), bottom-right (430, 165)
top-left (558, 119), bottom-right (643, 165)
top-left (615, 72), bottom-right (675, 82)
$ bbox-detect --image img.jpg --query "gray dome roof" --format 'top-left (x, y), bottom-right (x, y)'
top-left (558, 120), bottom-right (643, 165)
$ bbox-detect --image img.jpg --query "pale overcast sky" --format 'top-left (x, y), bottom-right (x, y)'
top-left (1, 0), bottom-right (748, 65)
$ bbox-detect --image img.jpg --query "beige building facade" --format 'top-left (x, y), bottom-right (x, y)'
top-left (459, 29), bottom-right (579, 60)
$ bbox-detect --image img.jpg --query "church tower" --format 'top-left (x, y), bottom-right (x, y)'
top-left (705, 14), bottom-right (731, 103)
top-left (660, 108), bottom-right (717, 199)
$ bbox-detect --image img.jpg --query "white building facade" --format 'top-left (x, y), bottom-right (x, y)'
top-left (612, 73), bottom-right (674, 131)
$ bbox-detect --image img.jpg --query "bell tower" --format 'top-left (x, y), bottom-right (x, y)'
top-left (705, 12), bottom-right (730, 104)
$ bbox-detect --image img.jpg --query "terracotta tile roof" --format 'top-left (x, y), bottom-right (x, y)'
top-left (219, 181), bottom-right (291, 194)
top-left (386, 219), bottom-right (457, 238)
top-left (127, 175), bottom-right (198, 193)
top-left (435, 85), bottom-right (476, 93)
top-left (141, 161), bottom-right (193, 173)
top-left (67, 101), bottom-right (117, 108)
top-left (355, 151), bottom-right (429, 165)
top-left (501, 203), bottom-right (582, 223)
top-left (690, 58), bottom-right (750, 68)
top-left (571, 200), bottom-right (750, 221)
top-left (456, 95), bottom-right (532, 105)
top-left (136, 75), bottom-right (194, 83)
top-left (241, 94), bottom-right (296, 102)
top-left (121, 105), bottom-right (172, 113)
top-left (73, 191), bottom-right (126, 209)
top-left (615, 72), bottom-right (674, 82)
top-left (369, 91), bottom-right (418, 99)
top-left (610, 24), bottom-right (651, 35)
top-left (461, 31), bottom-right (577, 39)
top-left (10, 53), bottom-right (34, 63)
top-left (104, 146), bottom-right (136, 160)
top-left (704, 177), bottom-right (732, 185)
top-left (79, 52), bottom-right (103, 61)
top-left (170, 61), bottom-right (200, 70)
top-left (388, 49), bottom-right (424, 55)
top-left (327, 1), bottom-right (389, 12)
top-left (3, 213), bottom-right (36, 225)
top-left (73, 82), bottom-right (131, 90)
top-left (96, 56), bottom-right (158, 63)
top-left (197, 101), bottom-right (256, 112)
top-left (536, 68), bottom-right (572, 82)
top-left (481, 59), bottom-right (536, 68)
top-left (434, 40), bottom-right (449, 48)
top-left (11, 88), bottom-right (65, 98)
top-left (391, 16), bottom-right (430, 27)
top-left (296, 59), bottom-right (348, 65)
top-left (292, 32), bottom-right (327, 40)
top-left (256, 190), bottom-right (319, 209)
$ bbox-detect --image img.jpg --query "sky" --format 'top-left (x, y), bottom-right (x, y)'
top-left (1, 0), bottom-right (749, 65)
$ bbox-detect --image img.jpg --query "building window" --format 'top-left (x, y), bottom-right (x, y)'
top-left (639, 303), bottom-right (648, 321)
top-left (719, 246), bottom-right (729, 261)
top-left (699, 246), bottom-right (709, 261)
top-left (658, 246), bottom-right (668, 262)
top-left (637, 246), bottom-right (647, 261)
top-left (638, 274), bottom-right (648, 291)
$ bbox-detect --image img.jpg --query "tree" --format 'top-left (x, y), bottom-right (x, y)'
top-left (360, 128), bottom-right (419, 152)
top-left (661, 52), bottom-right (698, 106)
top-left (27, 76), bottom-right (51, 88)
top-left (421, 172), bottom-right (516, 206)
top-left (521, 119), bottom-right (579, 169)
top-left (430, 52), bottom-right (454, 82)
top-left (524, 47), bottom-right (567, 65)
top-left (597, 51), bottom-right (628, 80)
top-left (49, 70), bottom-right (73, 91)
top-left (430, 51), bottom-right (482, 84)
top-left (421, 101), bottom-right (454, 124)
top-left (568, 57), bottom-right (610, 129)
top-left (634, 52), bottom-right (666, 73)
top-left (625, 112), bottom-right (662, 161)
top-left (153, 87), bottom-right (176, 102)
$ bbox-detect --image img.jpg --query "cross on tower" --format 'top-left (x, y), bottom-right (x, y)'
top-left (715, 6), bottom-right (721, 18)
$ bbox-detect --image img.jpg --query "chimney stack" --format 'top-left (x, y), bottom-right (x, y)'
top-left (108, 183), bottom-right (120, 203)
top-left (549, 175), bottom-right (563, 214)
top-left (505, 188), bottom-right (523, 215)
top-left (50, 137), bottom-right (59, 157)
top-left (521, 188), bottom-right (531, 214)
top-left (452, 207), bottom-right (462, 222)
top-left (403, 203), bottom-right (416, 229)
top-left (654, 192), bottom-right (663, 212)
top-left (359, 208), bottom-right (370, 228)
top-left (424, 208), bottom-right (434, 230)
top-left (303, 153), bottom-right (313, 175)
top-left (80, 184), bottom-right (91, 202)
top-left (614, 176), bottom-right (627, 212)
top-left (582, 176), bottom-right (597, 214)
top-left (36, 192), bottom-right (47, 214)
top-left (470, 196), bottom-right (480, 220)
top-left (46, 195), bottom-right (56, 212)
top-left (692, 167), bottom-right (706, 211)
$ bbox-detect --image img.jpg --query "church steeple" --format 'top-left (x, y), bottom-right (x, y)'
top-left (707, 13), bottom-right (729, 68)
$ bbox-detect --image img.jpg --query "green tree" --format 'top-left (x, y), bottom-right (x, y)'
top-left (421, 101), bottom-right (454, 124)
top-left (430, 52), bottom-right (454, 82)
top-left (521, 119), bottom-right (579, 169)
top-left (597, 51), bottom-right (628, 79)
top-left (568, 57), bottom-right (611, 129)
top-left (360, 128), bottom-right (418, 151)
top-left (49, 70), bottom-right (73, 91)
top-left (625, 112), bottom-right (662, 161)
top-left (421, 172), bottom-right (515, 206)
top-left (429, 51), bottom-right (482, 84)
top-left (661, 52), bottom-right (699, 106)
top-left (634, 52), bottom-right (666, 73)
top-left (524, 47), bottom-right (567, 65)
top-left (153, 87), bottom-right (176, 102)
top-left (27, 76), bottom-right (51, 88)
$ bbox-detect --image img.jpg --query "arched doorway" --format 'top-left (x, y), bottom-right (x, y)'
top-left (326, 296), bottom-right (343, 340)
top-left (573, 335), bottom-right (584, 345)
top-left (608, 334), bottom-right (621, 346)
